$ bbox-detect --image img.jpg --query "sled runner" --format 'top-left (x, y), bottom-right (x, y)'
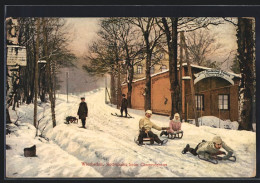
top-left (167, 131), bottom-right (183, 139)
top-left (197, 154), bottom-right (236, 164)
top-left (111, 113), bottom-right (134, 118)
top-left (134, 137), bottom-right (168, 146)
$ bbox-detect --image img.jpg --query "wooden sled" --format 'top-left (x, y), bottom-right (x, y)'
top-left (168, 131), bottom-right (183, 139)
top-left (134, 137), bottom-right (168, 146)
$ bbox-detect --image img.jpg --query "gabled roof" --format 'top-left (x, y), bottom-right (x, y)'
top-left (179, 63), bottom-right (241, 78)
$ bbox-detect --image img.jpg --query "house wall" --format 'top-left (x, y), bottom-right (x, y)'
top-left (151, 72), bottom-right (171, 115)
top-left (121, 67), bottom-right (239, 121)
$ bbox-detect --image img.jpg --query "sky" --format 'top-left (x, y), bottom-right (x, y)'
top-left (65, 18), bottom-right (101, 57)
top-left (65, 18), bottom-right (238, 65)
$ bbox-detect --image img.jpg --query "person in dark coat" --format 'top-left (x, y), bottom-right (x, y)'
top-left (77, 97), bottom-right (88, 128)
top-left (120, 94), bottom-right (128, 117)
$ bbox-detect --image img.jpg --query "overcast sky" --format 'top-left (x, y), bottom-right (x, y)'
top-left (65, 18), bottom-right (238, 70)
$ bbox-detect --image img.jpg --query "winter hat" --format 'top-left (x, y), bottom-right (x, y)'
top-left (145, 110), bottom-right (153, 114)
top-left (174, 113), bottom-right (180, 118)
top-left (173, 113), bottom-right (180, 122)
top-left (212, 136), bottom-right (222, 144)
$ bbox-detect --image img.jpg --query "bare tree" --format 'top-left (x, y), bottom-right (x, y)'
top-left (111, 18), bottom-right (145, 108)
top-left (155, 17), bottom-right (180, 118)
top-left (185, 29), bottom-right (221, 68)
top-left (128, 18), bottom-right (164, 110)
top-left (33, 18), bottom-right (40, 127)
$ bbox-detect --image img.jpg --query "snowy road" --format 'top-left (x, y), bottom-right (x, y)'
top-left (6, 88), bottom-right (256, 178)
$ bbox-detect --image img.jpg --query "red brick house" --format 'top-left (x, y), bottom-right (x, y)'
top-left (121, 63), bottom-right (241, 121)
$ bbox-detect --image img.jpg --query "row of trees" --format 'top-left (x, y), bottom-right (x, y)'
top-left (7, 18), bottom-right (76, 130)
top-left (84, 17), bottom-right (255, 131)
top-left (84, 17), bottom-right (224, 115)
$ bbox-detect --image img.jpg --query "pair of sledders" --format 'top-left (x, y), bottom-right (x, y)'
top-left (136, 132), bottom-right (236, 164)
top-left (135, 131), bottom-right (184, 145)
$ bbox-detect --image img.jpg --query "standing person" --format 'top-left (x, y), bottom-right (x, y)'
top-left (12, 78), bottom-right (20, 111)
top-left (77, 97), bottom-right (88, 128)
top-left (182, 136), bottom-right (234, 160)
top-left (120, 94), bottom-right (128, 117)
top-left (138, 110), bottom-right (169, 145)
top-left (160, 113), bottom-right (182, 137)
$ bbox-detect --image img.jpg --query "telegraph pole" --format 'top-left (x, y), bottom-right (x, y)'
top-left (66, 72), bottom-right (69, 103)
top-left (105, 75), bottom-right (107, 103)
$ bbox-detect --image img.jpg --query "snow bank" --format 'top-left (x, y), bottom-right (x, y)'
top-left (6, 88), bottom-right (256, 178)
top-left (188, 116), bottom-right (239, 130)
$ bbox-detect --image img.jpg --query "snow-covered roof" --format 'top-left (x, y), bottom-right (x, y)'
top-left (151, 69), bottom-right (169, 77)
top-left (179, 63), bottom-right (241, 78)
top-left (125, 69), bottom-right (170, 84)
top-left (122, 63), bottom-right (241, 85)
top-left (182, 76), bottom-right (191, 80)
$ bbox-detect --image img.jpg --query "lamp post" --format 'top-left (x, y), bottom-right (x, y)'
top-left (105, 74), bottom-right (107, 104)
top-left (66, 72), bottom-right (69, 103)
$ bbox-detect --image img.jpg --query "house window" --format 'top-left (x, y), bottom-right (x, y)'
top-left (218, 95), bottom-right (229, 110)
top-left (137, 65), bottom-right (142, 74)
top-left (195, 95), bottom-right (204, 110)
top-left (161, 65), bottom-right (167, 72)
top-left (150, 66), bottom-right (155, 74)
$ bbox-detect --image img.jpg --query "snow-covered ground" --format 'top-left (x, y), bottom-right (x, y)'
top-left (6, 88), bottom-right (256, 178)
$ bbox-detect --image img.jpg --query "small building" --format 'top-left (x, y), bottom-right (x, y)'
top-left (121, 63), bottom-right (241, 121)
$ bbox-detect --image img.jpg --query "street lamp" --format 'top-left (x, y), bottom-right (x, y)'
top-left (66, 72), bottom-right (69, 103)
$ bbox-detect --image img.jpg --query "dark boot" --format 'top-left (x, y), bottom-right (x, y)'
top-left (182, 144), bottom-right (190, 154)
top-left (160, 131), bottom-right (164, 137)
top-left (160, 131), bottom-right (168, 137)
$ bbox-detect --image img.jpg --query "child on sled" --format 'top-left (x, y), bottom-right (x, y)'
top-left (160, 113), bottom-right (182, 138)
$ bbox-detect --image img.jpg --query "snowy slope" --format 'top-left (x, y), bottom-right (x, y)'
top-left (6, 88), bottom-right (256, 178)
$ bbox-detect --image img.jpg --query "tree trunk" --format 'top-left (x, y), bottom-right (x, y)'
top-left (144, 32), bottom-right (152, 111)
top-left (33, 18), bottom-right (40, 127)
top-left (110, 70), bottom-right (117, 105)
top-left (179, 31), bottom-right (184, 121)
top-left (181, 32), bottom-right (199, 127)
top-left (117, 64), bottom-right (122, 109)
top-left (40, 68), bottom-right (46, 102)
top-left (171, 18), bottom-right (180, 117)
top-left (127, 65), bottom-right (134, 108)
top-left (161, 17), bottom-right (180, 118)
top-left (50, 60), bottom-right (56, 127)
top-left (6, 108), bottom-right (11, 123)
top-left (237, 18), bottom-right (254, 130)
top-left (43, 18), bottom-right (56, 128)
top-left (145, 51), bottom-right (152, 111)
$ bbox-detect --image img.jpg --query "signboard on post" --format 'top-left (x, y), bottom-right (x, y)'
top-left (194, 69), bottom-right (235, 85)
top-left (7, 45), bottom-right (27, 66)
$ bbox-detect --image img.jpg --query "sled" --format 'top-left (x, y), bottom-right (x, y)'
top-left (64, 116), bottom-right (78, 124)
top-left (198, 154), bottom-right (218, 164)
top-left (198, 154), bottom-right (236, 164)
top-left (134, 137), bottom-right (168, 146)
top-left (111, 113), bottom-right (133, 119)
top-left (167, 131), bottom-right (183, 139)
